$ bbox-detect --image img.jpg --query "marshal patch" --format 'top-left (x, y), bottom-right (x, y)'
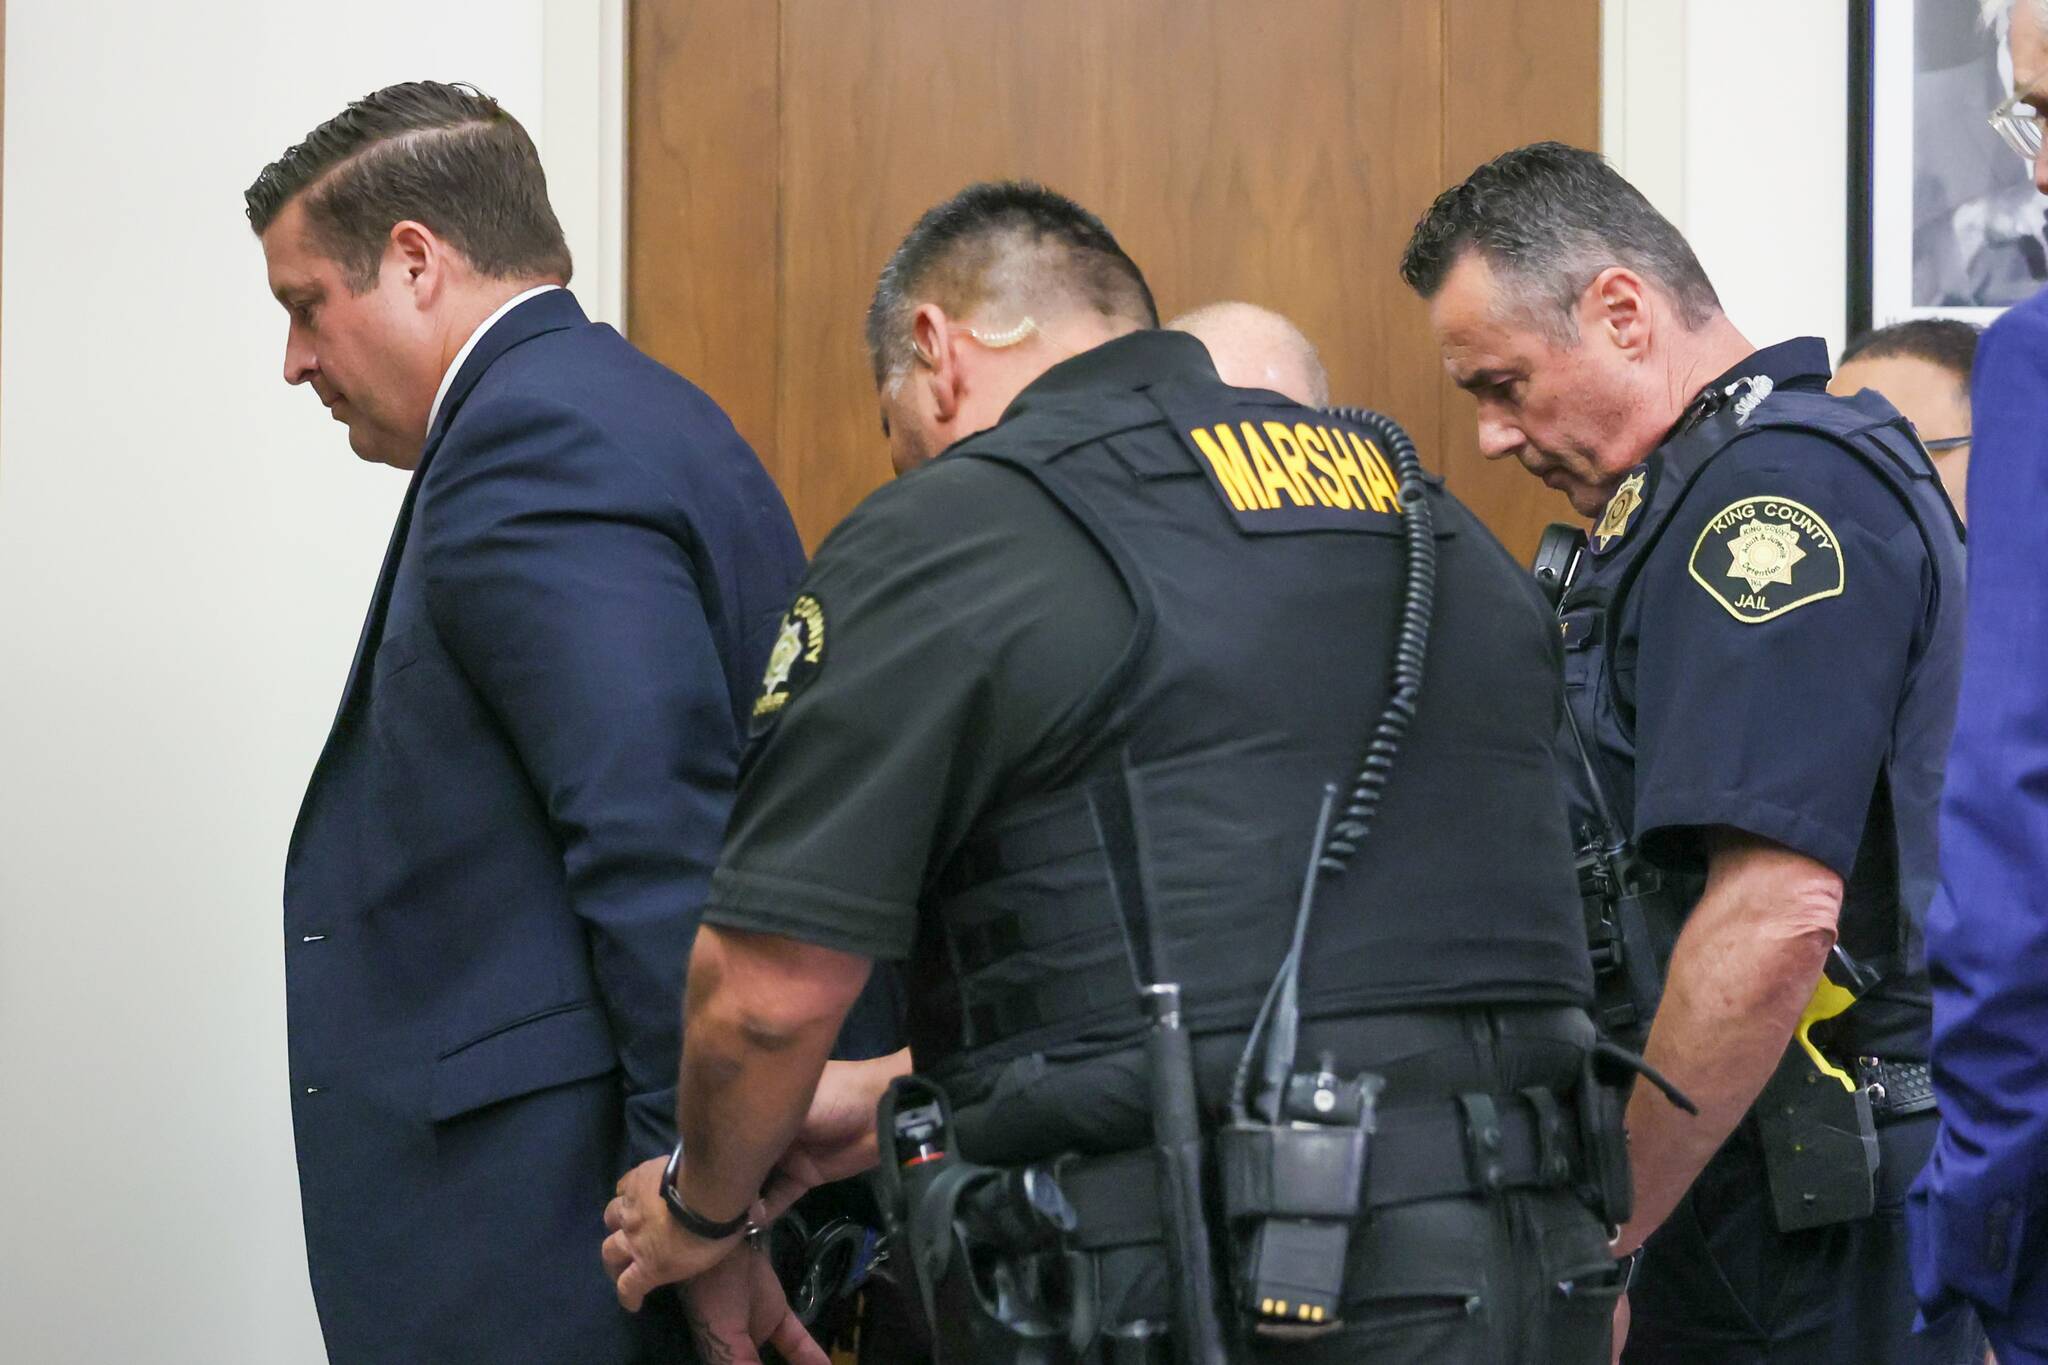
top-left (750, 594), bottom-right (825, 734)
top-left (1178, 417), bottom-right (1405, 535)
top-left (1591, 468), bottom-right (1648, 554)
top-left (1686, 497), bottom-right (1844, 624)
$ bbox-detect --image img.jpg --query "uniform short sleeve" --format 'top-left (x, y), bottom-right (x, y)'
top-left (1630, 429), bottom-right (1926, 879)
top-left (700, 455), bottom-right (1135, 961)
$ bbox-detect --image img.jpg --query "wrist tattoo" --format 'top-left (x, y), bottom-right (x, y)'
top-left (683, 1299), bottom-right (738, 1365)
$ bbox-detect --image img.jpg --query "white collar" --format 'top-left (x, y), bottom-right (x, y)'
top-left (425, 284), bottom-right (565, 436)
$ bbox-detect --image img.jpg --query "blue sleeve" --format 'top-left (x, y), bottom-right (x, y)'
top-left (1630, 428), bottom-right (1923, 879)
top-left (417, 394), bottom-right (739, 1162)
top-left (1909, 297), bottom-right (2048, 1327)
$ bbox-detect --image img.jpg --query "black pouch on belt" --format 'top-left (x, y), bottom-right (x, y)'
top-left (1755, 954), bottom-right (1881, 1232)
top-left (1754, 1043), bottom-right (1879, 1231)
top-left (1575, 1045), bottom-right (1635, 1228)
top-left (1216, 1062), bottom-right (1384, 1334)
top-left (876, 1075), bottom-right (1095, 1362)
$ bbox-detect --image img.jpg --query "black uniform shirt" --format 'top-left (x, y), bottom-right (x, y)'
top-left (713, 332), bottom-right (1604, 1145)
top-left (701, 415), bottom-right (1137, 962)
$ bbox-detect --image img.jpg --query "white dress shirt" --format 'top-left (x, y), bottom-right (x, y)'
top-left (425, 283), bottom-right (564, 436)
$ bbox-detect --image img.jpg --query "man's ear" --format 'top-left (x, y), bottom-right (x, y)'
top-left (911, 304), bottom-right (961, 424)
top-left (389, 220), bottom-right (442, 306)
top-left (1582, 265), bottom-right (1651, 358)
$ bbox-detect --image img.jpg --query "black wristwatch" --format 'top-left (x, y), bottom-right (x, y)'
top-left (660, 1140), bottom-right (753, 1240)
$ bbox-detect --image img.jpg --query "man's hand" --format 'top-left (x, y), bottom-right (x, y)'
top-left (761, 1050), bottom-right (909, 1220)
top-left (681, 1242), bottom-right (830, 1365)
top-left (601, 1157), bottom-right (746, 1311)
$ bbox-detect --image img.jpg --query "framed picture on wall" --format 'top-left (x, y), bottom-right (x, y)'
top-left (1849, 0), bottom-right (2042, 338)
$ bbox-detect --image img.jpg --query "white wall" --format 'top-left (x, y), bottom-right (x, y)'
top-left (1606, 0), bottom-right (1853, 359)
top-left (0, 3), bottom-right (619, 1361)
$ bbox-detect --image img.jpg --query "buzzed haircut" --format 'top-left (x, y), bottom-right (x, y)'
top-left (1400, 141), bottom-right (1721, 339)
top-left (245, 80), bottom-right (572, 293)
top-left (1840, 319), bottom-right (1980, 391)
top-left (865, 180), bottom-right (1158, 386)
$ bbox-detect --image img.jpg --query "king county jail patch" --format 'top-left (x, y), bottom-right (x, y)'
top-left (750, 593), bottom-right (825, 736)
top-left (1686, 496), bottom-right (1844, 624)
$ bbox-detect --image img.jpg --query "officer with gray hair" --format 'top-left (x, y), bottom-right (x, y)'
top-left (1404, 141), bottom-right (1980, 1363)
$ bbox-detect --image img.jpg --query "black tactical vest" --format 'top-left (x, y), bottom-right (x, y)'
top-left (906, 349), bottom-right (1593, 1091)
top-left (1558, 381), bottom-right (1965, 1054)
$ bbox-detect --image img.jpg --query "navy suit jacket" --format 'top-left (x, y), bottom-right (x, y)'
top-left (283, 289), bottom-right (805, 1362)
top-left (1909, 288), bottom-right (2048, 1359)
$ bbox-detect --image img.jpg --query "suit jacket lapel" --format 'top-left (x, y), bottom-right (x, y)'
top-left (420, 287), bottom-right (588, 456)
top-left (328, 467), bottom-right (428, 725)
top-left (327, 288), bottom-right (591, 724)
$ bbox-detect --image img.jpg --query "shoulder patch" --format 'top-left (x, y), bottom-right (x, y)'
top-left (750, 594), bottom-right (826, 735)
top-left (1686, 496), bottom-right (1844, 624)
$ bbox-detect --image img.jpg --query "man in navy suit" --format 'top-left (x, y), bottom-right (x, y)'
top-left (247, 82), bottom-right (806, 1362)
top-left (1910, 5), bottom-right (2048, 1359)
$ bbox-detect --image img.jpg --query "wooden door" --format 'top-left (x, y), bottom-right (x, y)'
top-left (629, 0), bottom-right (1599, 560)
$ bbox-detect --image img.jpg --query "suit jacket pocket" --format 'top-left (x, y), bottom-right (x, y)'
top-left (430, 1001), bottom-right (619, 1122)
top-left (375, 624), bottom-right (426, 683)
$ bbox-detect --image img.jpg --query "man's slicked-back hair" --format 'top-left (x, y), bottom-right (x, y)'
top-left (865, 181), bottom-right (1158, 386)
top-left (245, 81), bottom-right (572, 293)
top-left (1400, 141), bottom-right (1721, 339)
top-left (1840, 319), bottom-right (1981, 390)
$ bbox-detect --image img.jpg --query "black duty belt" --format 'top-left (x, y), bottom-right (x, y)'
top-left (1048, 1086), bottom-right (1586, 1252)
top-left (1856, 1057), bottom-right (1937, 1122)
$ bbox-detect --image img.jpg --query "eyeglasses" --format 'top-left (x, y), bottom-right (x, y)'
top-left (1990, 92), bottom-right (2045, 162)
top-left (1923, 434), bottom-right (1972, 453)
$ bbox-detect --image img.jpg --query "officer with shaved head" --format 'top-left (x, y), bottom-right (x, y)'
top-left (1170, 300), bottom-right (1331, 407)
top-left (603, 180), bottom-right (1627, 1362)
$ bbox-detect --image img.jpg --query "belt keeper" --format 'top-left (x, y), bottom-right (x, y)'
top-left (1458, 1093), bottom-right (1507, 1192)
top-left (1599, 1001), bottom-right (1639, 1035)
top-left (1522, 1086), bottom-right (1571, 1184)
